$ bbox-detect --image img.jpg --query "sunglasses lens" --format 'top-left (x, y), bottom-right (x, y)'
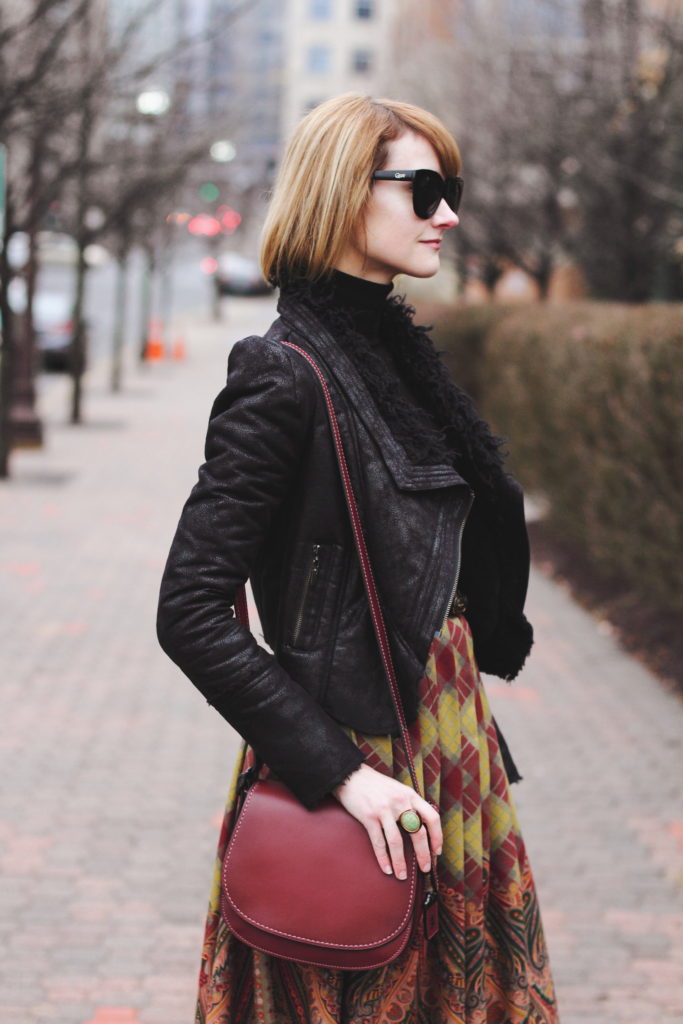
top-left (412, 171), bottom-right (462, 217)
top-left (413, 171), bottom-right (443, 219)
top-left (445, 179), bottom-right (463, 214)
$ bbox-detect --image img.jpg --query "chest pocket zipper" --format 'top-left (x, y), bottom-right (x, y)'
top-left (290, 544), bottom-right (321, 647)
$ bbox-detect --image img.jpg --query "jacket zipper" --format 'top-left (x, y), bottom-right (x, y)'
top-left (440, 490), bottom-right (474, 628)
top-left (291, 544), bottom-right (321, 646)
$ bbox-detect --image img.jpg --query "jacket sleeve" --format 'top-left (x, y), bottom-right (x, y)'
top-left (156, 336), bottom-right (364, 808)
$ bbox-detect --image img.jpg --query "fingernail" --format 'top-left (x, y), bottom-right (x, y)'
top-left (421, 863), bottom-right (431, 873)
top-left (384, 866), bottom-right (392, 875)
top-left (398, 870), bottom-right (407, 880)
top-left (436, 846), bottom-right (442, 856)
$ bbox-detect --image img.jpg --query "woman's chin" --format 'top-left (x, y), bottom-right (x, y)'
top-left (385, 254), bottom-right (441, 280)
top-left (406, 263), bottom-right (440, 280)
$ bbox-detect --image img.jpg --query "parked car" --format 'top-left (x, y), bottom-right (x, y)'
top-left (6, 278), bottom-right (80, 372)
top-left (6, 231), bottom-right (110, 269)
top-left (214, 252), bottom-right (273, 296)
top-left (37, 231), bottom-right (79, 266)
top-left (33, 290), bottom-right (89, 372)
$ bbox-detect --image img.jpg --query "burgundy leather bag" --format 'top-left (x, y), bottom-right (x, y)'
top-left (220, 342), bottom-right (439, 970)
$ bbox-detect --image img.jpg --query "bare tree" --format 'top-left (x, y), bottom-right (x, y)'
top-left (387, 0), bottom-right (683, 302)
top-left (0, 0), bottom-right (258, 474)
top-left (565, 0), bottom-right (683, 299)
top-left (93, 104), bottom-right (212, 390)
top-left (0, 0), bottom-right (91, 472)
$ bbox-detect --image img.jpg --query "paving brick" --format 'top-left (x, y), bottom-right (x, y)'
top-left (83, 1009), bottom-right (144, 1024)
top-left (32, 1005), bottom-right (93, 1023)
top-left (2, 298), bottom-right (682, 1022)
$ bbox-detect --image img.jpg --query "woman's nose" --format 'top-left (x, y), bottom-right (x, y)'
top-left (433, 198), bottom-right (459, 229)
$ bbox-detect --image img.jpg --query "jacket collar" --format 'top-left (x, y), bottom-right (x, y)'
top-left (276, 293), bottom-right (469, 494)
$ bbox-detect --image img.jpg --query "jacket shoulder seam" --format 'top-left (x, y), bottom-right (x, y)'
top-left (240, 333), bottom-right (316, 411)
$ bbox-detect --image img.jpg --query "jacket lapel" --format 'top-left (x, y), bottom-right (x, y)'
top-left (276, 298), bottom-right (469, 494)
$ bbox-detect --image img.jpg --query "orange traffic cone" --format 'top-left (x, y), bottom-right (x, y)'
top-left (145, 319), bottom-right (165, 361)
top-left (172, 336), bottom-right (187, 361)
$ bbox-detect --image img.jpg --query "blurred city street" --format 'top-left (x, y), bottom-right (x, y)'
top-left (0, 295), bottom-right (682, 1024)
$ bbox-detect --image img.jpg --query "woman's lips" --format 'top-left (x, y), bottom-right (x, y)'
top-left (420, 240), bottom-right (441, 250)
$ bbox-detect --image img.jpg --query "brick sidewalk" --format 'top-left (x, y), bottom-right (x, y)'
top-left (1, 299), bottom-right (682, 1024)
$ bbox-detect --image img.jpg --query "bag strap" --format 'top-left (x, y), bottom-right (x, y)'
top-left (288, 343), bottom-right (426, 795)
top-left (234, 341), bottom-right (423, 799)
top-left (235, 342), bottom-right (442, 925)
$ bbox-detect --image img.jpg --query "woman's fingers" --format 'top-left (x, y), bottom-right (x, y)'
top-left (378, 813), bottom-right (437, 878)
top-left (367, 819), bottom-right (426, 881)
top-left (397, 802), bottom-right (441, 874)
top-left (381, 815), bottom-right (408, 879)
top-left (419, 800), bottom-right (443, 858)
top-left (366, 821), bottom-right (393, 876)
top-left (332, 763), bottom-right (444, 878)
top-left (409, 825), bottom-right (434, 874)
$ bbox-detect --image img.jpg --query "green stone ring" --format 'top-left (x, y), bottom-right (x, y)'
top-left (398, 809), bottom-right (422, 834)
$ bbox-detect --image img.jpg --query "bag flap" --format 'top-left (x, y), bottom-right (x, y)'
top-left (222, 780), bottom-right (418, 950)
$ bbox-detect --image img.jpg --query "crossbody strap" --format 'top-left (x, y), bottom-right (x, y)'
top-left (234, 342), bottom-right (422, 799)
top-left (234, 341), bottom-right (441, 920)
top-left (285, 342), bottom-right (425, 796)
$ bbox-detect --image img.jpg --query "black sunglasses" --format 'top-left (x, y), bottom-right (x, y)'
top-left (372, 168), bottom-right (464, 219)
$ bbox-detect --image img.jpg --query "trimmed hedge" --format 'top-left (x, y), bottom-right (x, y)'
top-left (416, 302), bottom-right (514, 404)
top-left (431, 301), bottom-right (683, 615)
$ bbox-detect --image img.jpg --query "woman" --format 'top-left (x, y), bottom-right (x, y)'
top-left (157, 93), bottom-right (559, 1023)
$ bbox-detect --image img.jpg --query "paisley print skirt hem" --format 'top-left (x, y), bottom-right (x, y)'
top-left (195, 614), bottom-right (559, 1024)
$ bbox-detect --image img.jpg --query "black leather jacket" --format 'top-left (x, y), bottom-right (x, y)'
top-left (156, 294), bottom-right (533, 808)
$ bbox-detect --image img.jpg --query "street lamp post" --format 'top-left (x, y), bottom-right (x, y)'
top-left (132, 88), bottom-right (171, 364)
top-left (4, 132), bottom-right (46, 450)
top-left (207, 140), bottom-right (236, 320)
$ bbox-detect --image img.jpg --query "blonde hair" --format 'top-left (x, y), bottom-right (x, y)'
top-left (260, 93), bottom-right (461, 286)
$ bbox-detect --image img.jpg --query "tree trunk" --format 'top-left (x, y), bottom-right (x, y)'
top-left (69, 6), bottom-right (93, 424)
top-left (209, 236), bottom-right (221, 322)
top-left (138, 243), bottom-right (156, 362)
top-left (110, 243), bottom-right (129, 393)
top-left (10, 132), bottom-right (44, 448)
top-left (481, 256), bottom-right (503, 296)
top-left (70, 239), bottom-right (88, 424)
top-left (158, 216), bottom-right (175, 343)
top-left (0, 195), bottom-right (15, 478)
top-left (535, 252), bottom-right (553, 301)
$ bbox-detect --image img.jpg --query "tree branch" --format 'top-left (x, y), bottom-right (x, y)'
top-left (0, 0), bottom-right (67, 50)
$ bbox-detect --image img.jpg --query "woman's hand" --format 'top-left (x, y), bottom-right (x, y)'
top-left (332, 763), bottom-right (442, 879)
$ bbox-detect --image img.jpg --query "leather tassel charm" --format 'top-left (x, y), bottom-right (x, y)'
top-left (423, 890), bottom-right (439, 940)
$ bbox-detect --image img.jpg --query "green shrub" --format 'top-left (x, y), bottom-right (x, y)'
top-left (415, 301), bottom-right (514, 403)
top-left (481, 302), bottom-right (683, 613)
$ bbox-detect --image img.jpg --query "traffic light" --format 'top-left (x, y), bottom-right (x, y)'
top-left (199, 182), bottom-right (220, 203)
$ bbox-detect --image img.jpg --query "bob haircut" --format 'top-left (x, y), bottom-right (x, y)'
top-left (260, 93), bottom-right (461, 287)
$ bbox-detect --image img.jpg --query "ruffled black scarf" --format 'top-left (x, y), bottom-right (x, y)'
top-left (282, 272), bottom-right (507, 501)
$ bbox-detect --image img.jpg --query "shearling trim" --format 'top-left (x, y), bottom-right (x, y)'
top-left (283, 278), bottom-right (507, 499)
top-left (474, 613), bottom-right (534, 681)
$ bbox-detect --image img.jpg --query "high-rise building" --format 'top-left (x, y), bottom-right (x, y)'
top-left (104, 0), bottom-right (401, 247)
top-left (281, 0), bottom-right (394, 140)
top-left (205, 0), bottom-right (285, 190)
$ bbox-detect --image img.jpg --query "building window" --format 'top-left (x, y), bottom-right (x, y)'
top-left (310, 0), bottom-right (332, 18)
top-left (355, 0), bottom-right (374, 18)
top-left (307, 45), bottom-right (332, 74)
top-left (351, 48), bottom-right (373, 73)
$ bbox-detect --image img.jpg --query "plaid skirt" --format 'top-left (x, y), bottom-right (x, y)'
top-left (195, 614), bottom-right (559, 1023)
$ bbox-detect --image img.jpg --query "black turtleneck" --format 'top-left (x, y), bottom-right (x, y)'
top-left (304, 269), bottom-right (420, 404)
top-left (322, 269), bottom-right (393, 338)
